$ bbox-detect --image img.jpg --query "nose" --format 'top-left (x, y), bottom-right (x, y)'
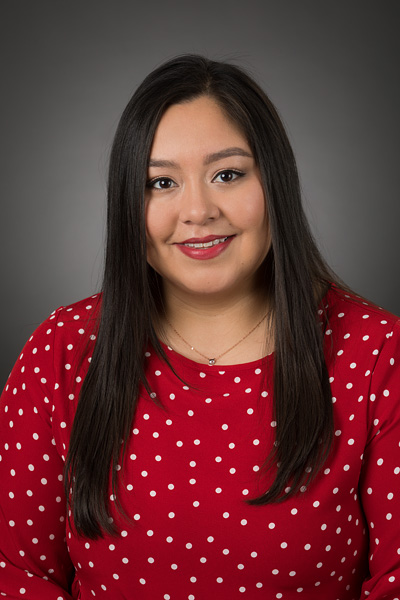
top-left (179, 181), bottom-right (220, 225)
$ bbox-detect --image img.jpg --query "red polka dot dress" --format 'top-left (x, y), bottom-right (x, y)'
top-left (1, 286), bottom-right (400, 599)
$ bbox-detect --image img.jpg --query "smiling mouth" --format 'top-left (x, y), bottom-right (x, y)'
top-left (182, 236), bottom-right (230, 248)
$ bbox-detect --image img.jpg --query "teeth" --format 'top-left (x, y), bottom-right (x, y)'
top-left (184, 237), bottom-right (228, 248)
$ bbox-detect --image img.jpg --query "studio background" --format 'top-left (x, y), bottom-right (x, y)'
top-left (1, 1), bottom-right (399, 387)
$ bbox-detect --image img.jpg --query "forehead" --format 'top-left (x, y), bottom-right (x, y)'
top-left (149, 96), bottom-right (250, 160)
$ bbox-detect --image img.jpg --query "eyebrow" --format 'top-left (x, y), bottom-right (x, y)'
top-left (148, 147), bottom-right (253, 168)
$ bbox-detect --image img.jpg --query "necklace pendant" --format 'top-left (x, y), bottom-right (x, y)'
top-left (208, 358), bottom-right (216, 366)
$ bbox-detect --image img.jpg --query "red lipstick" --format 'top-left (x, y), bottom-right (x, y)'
top-left (176, 235), bottom-right (234, 260)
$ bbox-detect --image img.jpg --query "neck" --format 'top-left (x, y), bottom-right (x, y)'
top-left (156, 283), bottom-right (273, 365)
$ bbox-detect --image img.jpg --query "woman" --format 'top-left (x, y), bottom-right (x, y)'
top-left (1, 54), bottom-right (399, 599)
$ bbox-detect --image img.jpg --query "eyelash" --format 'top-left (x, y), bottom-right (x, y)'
top-left (213, 169), bottom-right (245, 184)
top-left (146, 169), bottom-right (245, 190)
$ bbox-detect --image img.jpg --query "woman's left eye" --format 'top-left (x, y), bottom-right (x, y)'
top-left (212, 170), bottom-right (244, 183)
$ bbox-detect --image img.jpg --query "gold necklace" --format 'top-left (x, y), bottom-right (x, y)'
top-left (166, 313), bottom-right (268, 366)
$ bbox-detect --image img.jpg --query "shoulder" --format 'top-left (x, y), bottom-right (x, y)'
top-left (35, 293), bottom-right (102, 344)
top-left (53, 293), bottom-right (102, 327)
top-left (45, 294), bottom-right (102, 372)
top-left (324, 284), bottom-right (399, 344)
top-left (321, 285), bottom-right (400, 380)
top-left (5, 294), bottom-right (102, 387)
top-left (1, 294), bottom-right (102, 426)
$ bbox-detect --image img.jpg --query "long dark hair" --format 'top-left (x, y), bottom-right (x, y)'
top-left (65, 54), bottom-right (337, 538)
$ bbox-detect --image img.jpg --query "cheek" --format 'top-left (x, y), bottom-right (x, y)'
top-left (243, 189), bottom-right (270, 253)
top-left (235, 186), bottom-right (267, 231)
top-left (145, 203), bottom-right (167, 246)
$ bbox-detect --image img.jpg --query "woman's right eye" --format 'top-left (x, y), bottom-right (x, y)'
top-left (147, 177), bottom-right (176, 190)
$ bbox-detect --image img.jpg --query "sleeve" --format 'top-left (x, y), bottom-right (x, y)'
top-left (0, 309), bottom-right (75, 599)
top-left (359, 319), bottom-right (400, 599)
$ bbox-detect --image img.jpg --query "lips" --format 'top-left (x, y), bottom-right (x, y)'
top-left (176, 235), bottom-right (235, 260)
top-left (178, 234), bottom-right (233, 246)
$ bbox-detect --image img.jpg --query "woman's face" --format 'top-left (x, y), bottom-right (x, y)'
top-left (145, 96), bottom-right (271, 302)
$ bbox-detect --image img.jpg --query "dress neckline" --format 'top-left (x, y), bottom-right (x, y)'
top-left (156, 339), bottom-right (275, 374)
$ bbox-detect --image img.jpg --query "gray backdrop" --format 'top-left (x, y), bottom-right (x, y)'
top-left (1, 1), bottom-right (399, 387)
